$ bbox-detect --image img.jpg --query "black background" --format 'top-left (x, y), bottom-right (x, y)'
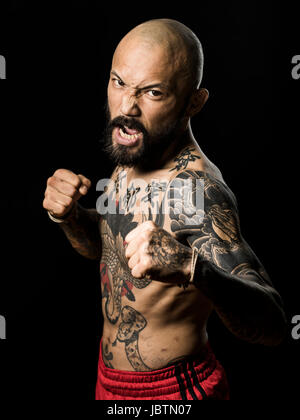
top-left (0, 0), bottom-right (299, 402)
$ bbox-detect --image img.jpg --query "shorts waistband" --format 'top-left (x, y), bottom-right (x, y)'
top-left (98, 338), bottom-right (216, 385)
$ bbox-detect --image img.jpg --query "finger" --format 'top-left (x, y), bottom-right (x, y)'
top-left (128, 253), bottom-right (140, 270)
top-left (48, 177), bottom-right (81, 199)
top-left (43, 197), bottom-right (67, 216)
top-left (125, 226), bottom-right (141, 243)
top-left (78, 174), bottom-right (92, 195)
top-left (131, 262), bottom-right (145, 279)
top-left (131, 257), bottom-right (151, 279)
top-left (53, 169), bottom-right (82, 189)
top-left (125, 235), bottom-right (146, 259)
top-left (45, 186), bottom-right (74, 208)
top-left (125, 221), bottom-right (156, 243)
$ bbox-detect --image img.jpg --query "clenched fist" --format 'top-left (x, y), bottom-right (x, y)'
top-left (124, 221), bottom-right (192, 283)
top-left (43, 169), bottom-right (91, 218)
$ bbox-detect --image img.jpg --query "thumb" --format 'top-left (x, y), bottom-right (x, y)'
top-left (77, 174), bottom-right (92, 196)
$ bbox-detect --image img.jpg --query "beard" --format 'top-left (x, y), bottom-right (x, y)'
top-left (101, 102), bottom-right (185, 168)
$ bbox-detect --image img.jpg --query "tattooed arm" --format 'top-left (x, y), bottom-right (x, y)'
top-left (169, 170), bottom-right (287, 346)
top-left (59, 203), bottom-right (101, 260)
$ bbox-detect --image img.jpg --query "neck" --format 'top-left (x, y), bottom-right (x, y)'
top-left (134, 123), bottom-right (197, 175)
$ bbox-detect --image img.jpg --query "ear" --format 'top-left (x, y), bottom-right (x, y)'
top-left (187, 88), bottom-right (209, 117)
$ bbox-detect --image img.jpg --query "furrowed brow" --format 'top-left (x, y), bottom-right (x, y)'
top-left (111, 70), bottom-right (124, 82)
top-left (110, 70), bottom-right (169, 91)
top-left (139, 82), bottom-right (168, 91)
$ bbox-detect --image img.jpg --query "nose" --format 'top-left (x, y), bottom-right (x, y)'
top-left (120, 91), bottom-right (141, 117)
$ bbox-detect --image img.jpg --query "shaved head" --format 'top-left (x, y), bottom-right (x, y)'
top-left (114, 18), bottom-right (204, 90)
top-left (104, 19), bottom-right (208, 168)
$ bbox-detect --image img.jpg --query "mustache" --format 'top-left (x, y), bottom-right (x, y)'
top-left (107, 115), bottom-right (148, 136)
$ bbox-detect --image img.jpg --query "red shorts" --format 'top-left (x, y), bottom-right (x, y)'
top-left (95, 340), bottom-right (230, 400)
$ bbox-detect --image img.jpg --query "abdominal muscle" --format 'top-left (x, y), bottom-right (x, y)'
top-left (100, 160), bottom-right (217, 371)
top-left (101, 279), bottom-right (213, 371)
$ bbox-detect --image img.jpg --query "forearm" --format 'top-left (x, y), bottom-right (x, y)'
top-left (59, 203), bottom-right (102, 260)
top-left (192, 259), bottom-right (287, 346)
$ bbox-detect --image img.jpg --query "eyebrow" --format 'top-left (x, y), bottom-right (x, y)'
top-left (110, 70), bottom-right (169, 91)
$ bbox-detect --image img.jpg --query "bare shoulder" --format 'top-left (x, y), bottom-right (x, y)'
top-left (167, 143), bottom-right (224, 184)
top-left (167, 168), bottom-right (239, 224)
top-left (167, 142), bottom-right (236, 205)
top-left (158, 169), bottom-right (240, 251)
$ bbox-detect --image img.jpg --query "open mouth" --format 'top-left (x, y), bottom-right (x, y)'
top-left (119, 125), bottom-right (141, 140)
top-left (114, 125), bottom-right (143, 146)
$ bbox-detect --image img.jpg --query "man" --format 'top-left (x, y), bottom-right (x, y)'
top-left (43, 19), bottom-right (287, 400)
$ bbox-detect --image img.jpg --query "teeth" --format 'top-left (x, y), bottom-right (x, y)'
top-left (120, 127), bottom-right (140, 141)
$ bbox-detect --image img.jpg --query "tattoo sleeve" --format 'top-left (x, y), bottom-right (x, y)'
top-left (59, 202), bottom-right (102, 260)
top-left (168, 170), bottom-right (287, 345)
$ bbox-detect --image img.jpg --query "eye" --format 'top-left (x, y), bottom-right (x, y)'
top-left (112, 78), bottom-right (125, 88)
top-left (147, 89), bottom-right (163, 98)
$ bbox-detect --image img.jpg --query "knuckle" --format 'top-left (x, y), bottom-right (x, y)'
top-left (56, 203), bottom-right (65, 214)
top-left (73, 177), bottom-right (82, 189)
top-left (67, 185), bottom-right (76, 196)
top-left (142, 242), bottom-right (149, 254)
top-left (53, 169), bottom-right (81, 189)
top-left (132, 268), bottom-right (141, 278)
top-left (128, 258), bottom-right (134, 269)
top-left (65, 196), bottom-right (73, 207)
top-left (140, 257), bottom-right (151, 269)
top-left (47, 176), bottom-right (54, 187)
top-left (42, 198), bottom-right (49, 209)
top-left (79, 174), bottom-right (91, 187)
top-left (145, 221), bottom-right (156, 230)
top-left (53, 168), bottom-right (65, 178)
top-left (46, 190), bottom-right (54, 201)
top-left (141, 231), bottom-right (150, 241)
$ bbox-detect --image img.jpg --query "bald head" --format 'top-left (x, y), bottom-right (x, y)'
top-left (114, 19), bottom-right (204, 90)
top-left (106, 19), bottom-right (208, 168)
